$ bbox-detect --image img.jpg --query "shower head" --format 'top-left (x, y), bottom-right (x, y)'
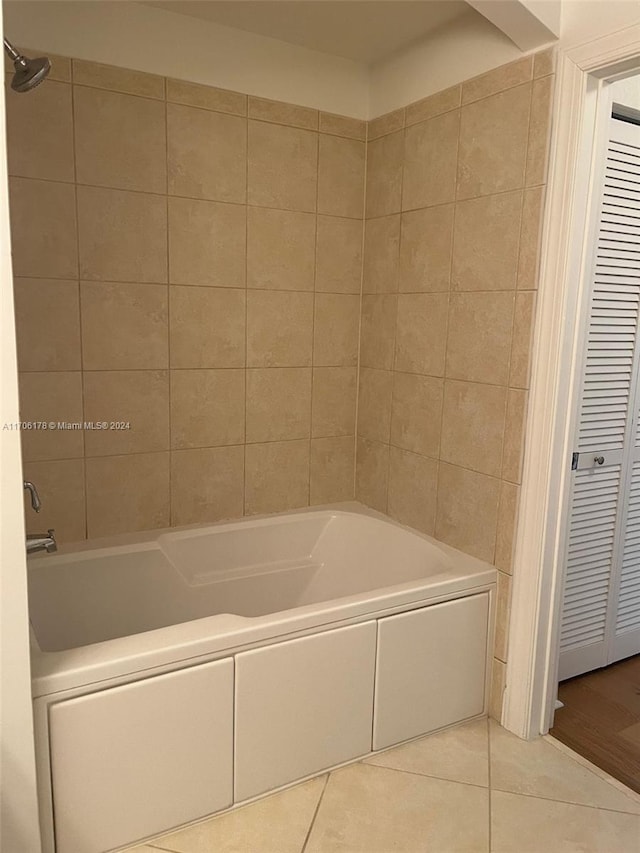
top-left (3, 38), bottom-right (50, 93)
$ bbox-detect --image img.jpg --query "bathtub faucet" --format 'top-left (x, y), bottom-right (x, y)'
top-left (24, 480), bottom-right (41, 512)
top-left (26, 530), bottom-right (57, 554)
top-left (23, 480), bottom-right (57, 553)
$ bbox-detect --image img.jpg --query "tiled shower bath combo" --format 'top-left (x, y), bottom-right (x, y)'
top-left (9, 46), bottom-right (553, 721)
top-left (8, 45), bottom-right (556, 853)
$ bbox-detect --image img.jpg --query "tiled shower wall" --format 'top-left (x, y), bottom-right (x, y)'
top-left (8, 48), bottom-right (554, 718)
top-left (356, 49), bottom-right (555, 715)
top-left (7, 55), bottom-right (366, 541)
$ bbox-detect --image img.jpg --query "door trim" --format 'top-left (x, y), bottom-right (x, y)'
top-left (503, 25), bottom-right (640, 740)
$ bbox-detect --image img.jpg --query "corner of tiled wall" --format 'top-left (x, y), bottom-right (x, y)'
top-left (356, 46), bottom-right (556, 720)
top-left (7, 54), bottom-right (367, 543)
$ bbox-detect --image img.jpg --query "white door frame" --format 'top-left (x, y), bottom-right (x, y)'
top-left (504, 24), bottom-right (640, 740)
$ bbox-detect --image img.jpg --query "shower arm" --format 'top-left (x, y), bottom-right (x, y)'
top-left (3, 38), bottom-right (26, 66)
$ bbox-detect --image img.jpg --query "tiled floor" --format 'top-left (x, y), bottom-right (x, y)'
top-left (126, 719), bottom-right (640, 853)
top-left (551, 654), bottom-right (640, 793)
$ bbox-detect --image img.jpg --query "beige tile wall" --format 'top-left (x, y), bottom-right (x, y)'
top-left (356, 49), bottom-right (555, 718)
top-left (9, 49), bottom-right (555, 719)
top-left (7, 56), bottom-right (365, 542)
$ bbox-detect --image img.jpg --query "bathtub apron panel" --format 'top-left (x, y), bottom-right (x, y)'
top-left (372, 593), bottom-right (489, 750)
top-left (234, 621), bottom-right (376, 801)
top-left (48, 658), bottom-right (233, 853)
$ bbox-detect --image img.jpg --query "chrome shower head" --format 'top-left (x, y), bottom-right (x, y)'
top-left (3, 38), bottom-right (50, 93)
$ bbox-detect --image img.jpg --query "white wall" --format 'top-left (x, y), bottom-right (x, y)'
top-left (561, 0), bottom-right (640, 48)
top-left (6, 1), bottom-right (640, 121)
top-left (0, 3), bottom-right (42, 848)
top-left (3, 0), bottom-right (370, 118)
top-left (371, 0), bottom-right (640, 117)
top-left (370, 7), bottom-right (527, 118)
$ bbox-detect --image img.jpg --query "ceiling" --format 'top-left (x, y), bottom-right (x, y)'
top-left (143, 1), bottom-right (470, 64)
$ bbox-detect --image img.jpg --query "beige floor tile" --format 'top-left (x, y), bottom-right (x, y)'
top-left (490, 721), bottom-right (640, 814)
top-left (491, 790), bottom-right (640, 853)
top-left (544, 735), bottom-right (640, 806)
top-left (365, 717), bottom-right (489, 787)
top-left (146, 777), bottom-right (325, 853)
top-left (306, 763), bottom-right (489, 852)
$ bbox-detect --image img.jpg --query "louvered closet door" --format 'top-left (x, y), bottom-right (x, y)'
top-left (559, 116), bottom-right (640, 681)
top-left (609, 120), bottom-right (640, 664)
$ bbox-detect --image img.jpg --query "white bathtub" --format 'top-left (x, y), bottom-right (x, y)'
top-left (30, 504), bottom-right (496, 853)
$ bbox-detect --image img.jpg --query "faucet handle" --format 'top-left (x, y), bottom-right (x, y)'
top-left (24, 480), bottom-right (41, 512)
top-left (46, 529), bottom-right (56, 553)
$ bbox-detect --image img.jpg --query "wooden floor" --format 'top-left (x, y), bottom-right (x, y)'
top-left (551, 654), bottom-right (640, 794)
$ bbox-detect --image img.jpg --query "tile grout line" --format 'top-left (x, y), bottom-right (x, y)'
top-left (165, 81), bottom-right (172, 527)
top-left (487, 716), bottom-right (493, 851)
top-left (370, 73), bottom-right (540, 142)
top-left (10, 270), bottom-right (538, 297)
top-left (384, 117), bottom-right (407, 517)
top-left (26, 442), bottom-right (521, 492)
top-left (352, 117), bottom-right (368, 501)
top-left (242, 105), bottom-right (249, 517)
top-left (434, 106), bottom-right (462, 540)
top-left (492, 80), bottom-right (537, 569)
top-left (491, 784), bottom-right (640, 817)
top-left (21, 48), bottom-right (549, 134)
top-left (8, 172), bottom-right (367, 222)
top-left (308, 122), bottom-right (320, 508)
top-left (68, 66), bottom-right (89, 541)
top-left (362, 758), bottom-right (490, 791)
top-left (499, 91), bottom-right (532, 484)
top-left (300, 773), bottom-right (329, 853)
top-left (543, 733), bottom-right (640, 806)
top-left (380, 112), bottom-right (406, 516)
top-left (492, 722), bottom-right (640, 817)
top-left (12, 64), bottom-right (365, 137)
